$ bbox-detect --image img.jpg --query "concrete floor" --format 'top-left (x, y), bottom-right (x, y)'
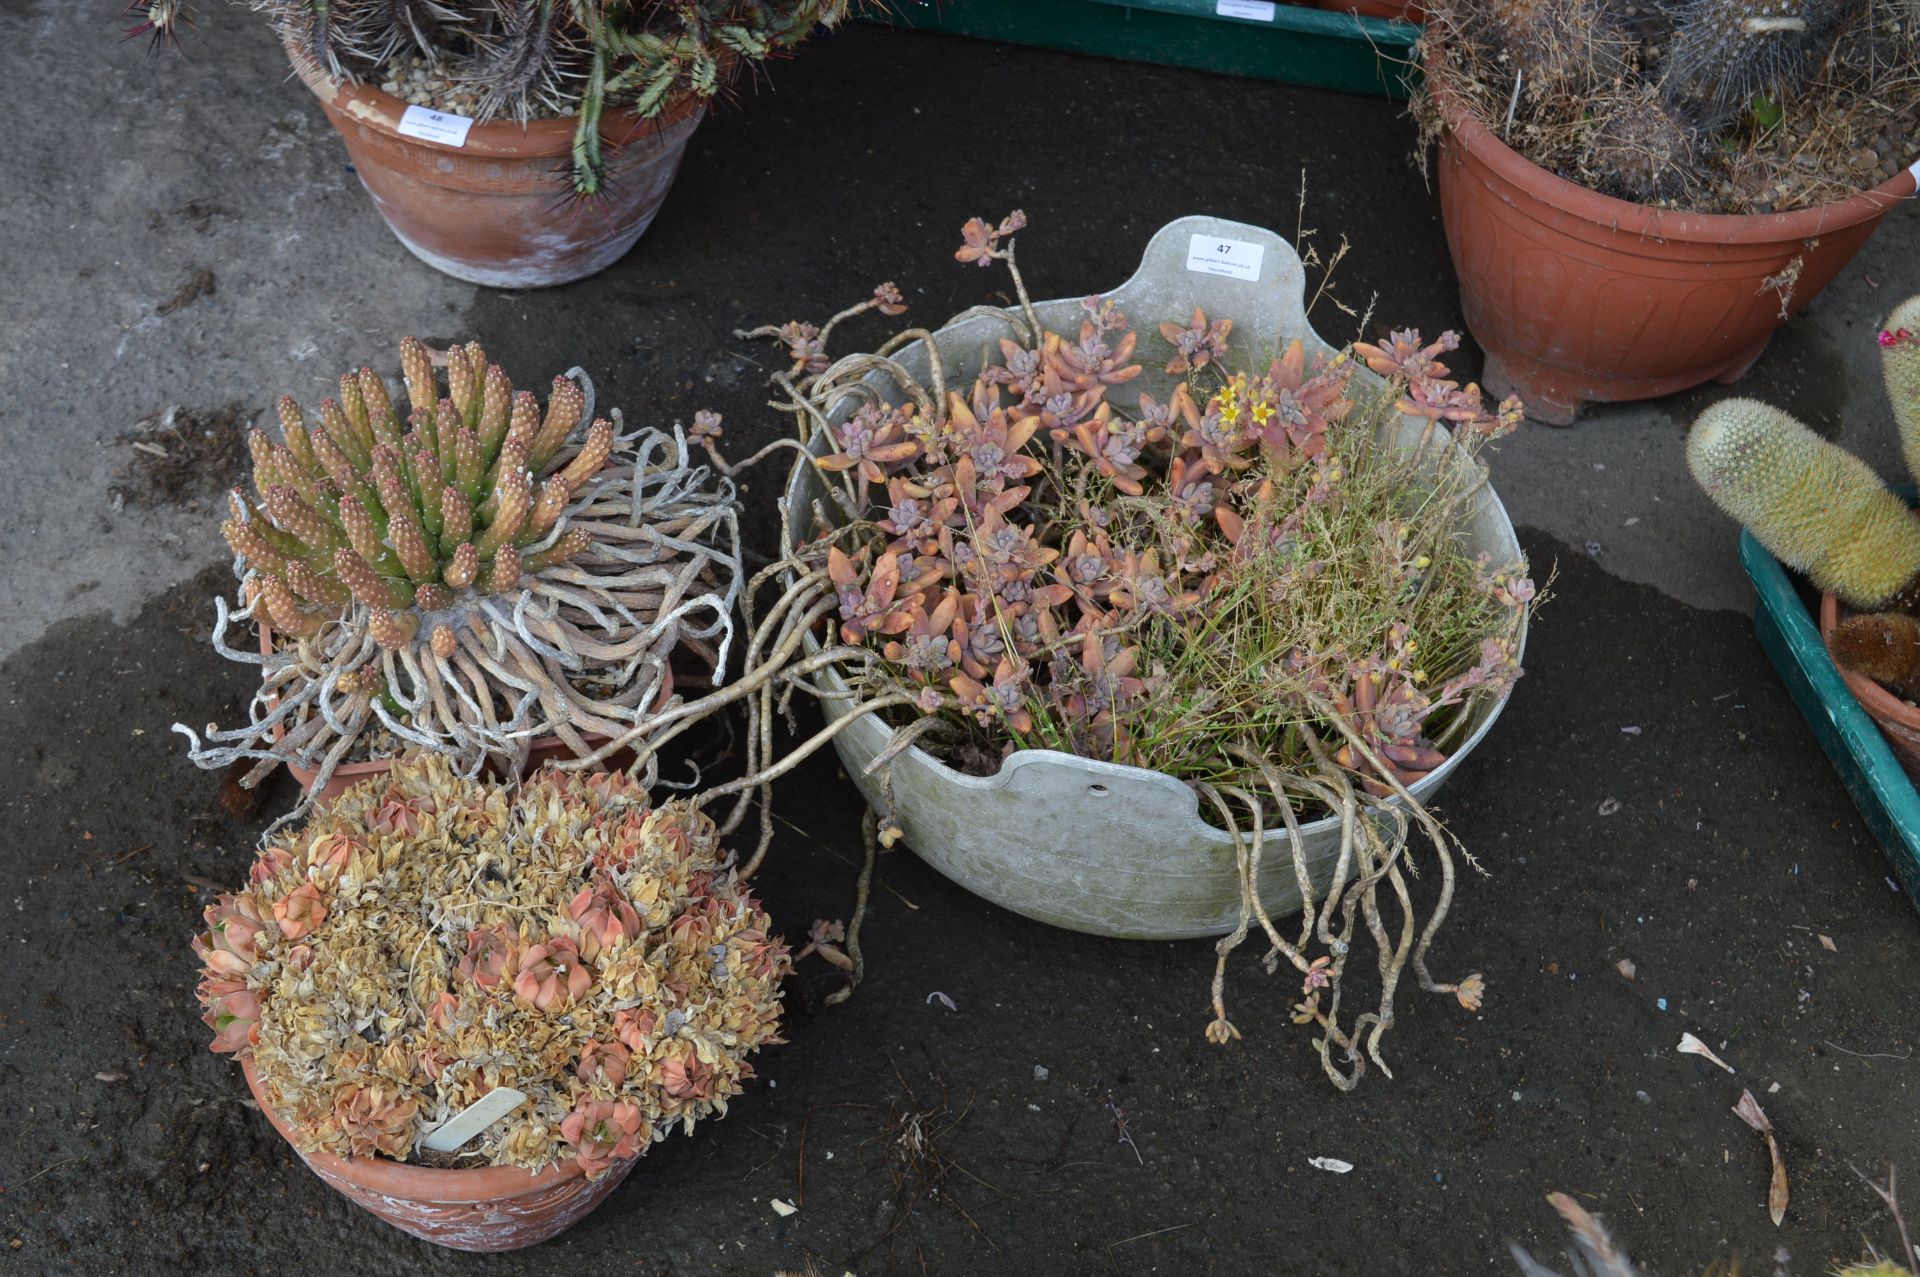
top-left (2, 2), bottom-right (1918, 1274)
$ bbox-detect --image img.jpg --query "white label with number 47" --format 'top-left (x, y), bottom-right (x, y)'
top-left (1217, 0), bottom-right (1279, 19)
top-left (1185, 234), bottom-right (1265, 282)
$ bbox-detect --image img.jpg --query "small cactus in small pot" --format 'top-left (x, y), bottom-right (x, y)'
top-left (174, 338), bottom-right (746, 812)
top-left (193, 755), bottom-right (791, 1250)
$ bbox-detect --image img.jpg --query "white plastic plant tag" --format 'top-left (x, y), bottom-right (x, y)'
top-left (396, 104), bottom-right (475, 148)
top-left (1217, 0), bottom-right (1279, 18)
top-left (1186, 234), bottom-right (1266, 282)
top-left (421, 1085), bottom-right (526, 1152)
top-left (1908, 157), bottom-right (1920, 185)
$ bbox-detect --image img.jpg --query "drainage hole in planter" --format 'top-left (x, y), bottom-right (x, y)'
top-left (1087, 783), bottom-right (1110, 797)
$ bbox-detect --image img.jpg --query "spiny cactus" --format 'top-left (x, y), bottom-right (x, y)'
top-left (1688, 397), bottom-right (1920, 609)
top-left (1660, 0), bottom-right (1869, 127)
top-left (134, 2), bottom-right (865, 197)
top-left (1690, 293), bottom-right (1920, 697)
top-left (178, 339), bottom-right (747, 815)
top-left (1582, 86), bottom-right (1701, 205)
top-left (1830, 611), bottom-right (1920, 694)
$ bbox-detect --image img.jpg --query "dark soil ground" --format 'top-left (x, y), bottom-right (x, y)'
top-left (3, 19), bottom-right (1918, 1277)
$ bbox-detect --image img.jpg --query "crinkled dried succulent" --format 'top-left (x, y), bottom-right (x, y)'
top-left (192, 755), bottom-right (791, 1175)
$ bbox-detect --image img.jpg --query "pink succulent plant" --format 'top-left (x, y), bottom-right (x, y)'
top-left (575, 1040), bottom-right (632, 1089)
top-left (561, 1099), bottom-right (646, 1179)
top-left (197, 976), bottom-right (262, 1055)
top-left (333, 1081), bottom-right (419, 1160)
top-left (613, 1007), bottom-right (659, 1053)
top-left (368, 785), bottom-right (437, 838)
top-left (567, 876), bottom-right (641, 957)
top-left (306, 834), bottom-right (365, 880)
top-left (513, 936), bottom-right (593, 1012)
top-left (457, 924), bottom-right (516, 989)
top-left (190, 757), bottom-right (792, 1175)
top-left (658, 1048), bottom-right (717, 1103)
top-left (272, 881), bottom-right (327, 941)
top-left (191, 893), bottom-right (267, 976)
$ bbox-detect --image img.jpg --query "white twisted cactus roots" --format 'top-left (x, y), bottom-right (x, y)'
top-left (176, 382), bottom-right (743, 814)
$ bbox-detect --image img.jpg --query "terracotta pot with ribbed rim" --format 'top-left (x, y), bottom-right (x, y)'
top-left (257, 625), bottom-right (659, 804)
top-left (240, 1060), bottom-right (637, 1251)
top-left (1819, 591), bottom-right (1920, 773)
top-left (1429, 68), bottom-right (1916, 425)
top-left (285, 50), bottom-right (707, 288)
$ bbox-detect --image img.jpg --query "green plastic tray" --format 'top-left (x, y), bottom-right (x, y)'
top-left (871, 0), bottom-right (1421, 98)
top-left (1742, 527), bottom-right (1920, 909)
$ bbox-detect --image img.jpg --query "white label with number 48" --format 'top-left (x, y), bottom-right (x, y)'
top-left (1217, 0), bottom-right (1279, 19)
top-left (1185, 234), bottom-right (1265, 282)
top-left (396, 104), bottom-right (475, 148)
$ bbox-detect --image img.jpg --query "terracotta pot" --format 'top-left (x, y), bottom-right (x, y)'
top-left (1431, 72), bottom-right (1916, 424)
top-left (285, 53), bottom-right (707, 288)
top-left (240, 1060), bottom-right (636, 1251)
top-left (1819, 592), bottom-right (1920, 773)
top-left (257, 625), bottom-right (657, 804)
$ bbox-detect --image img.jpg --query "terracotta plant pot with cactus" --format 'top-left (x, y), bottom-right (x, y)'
top-left (193, 756), bottom-right (791, 1251)
top-left (1691, 294), bottom-right (1920, 769)
top-left (174, 337), bottom-right (742, 817)
top-left (127, 2), bottom-right (863, 286)
top-left (287, 58), bottom-right (709, 288)
top-left (1415, 0), bottom-right (1918, 423)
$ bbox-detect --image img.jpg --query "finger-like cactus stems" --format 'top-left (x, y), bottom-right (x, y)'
top-left (473, 470), bottom-right (531, 557)
top-left (369, 608), bottom-right (421, 651)
top-left (335, 548), bottom-right (416, 611)
top-left (444, 541), bottom-right (480, 589)
top-left (487, 544), bottom-right (522, 594)
top-left (181, 338), bottom-right (743, 812)
top-left (416, 582), bottom-right (455, 613)
top-left (531, 378), bottom-right (585, 469)
top-left (555, 420), bottom-right (615, 490)
top-left (442, 485), bottom-right (474, 546)
top-left (1688, 398), bottom-right (1920, 610)
top-left (400, 336), bottom-right (435, 421)
top-left (261, 576), bottom-right (322, 637)
top-left (266, 486), bottom-right (344, 556)
top-left (524, 528), bottom-right (593, 574)
top-left (526, 477), bottom-right (572, 541)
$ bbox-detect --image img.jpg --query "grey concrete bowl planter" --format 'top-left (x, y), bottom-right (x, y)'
top-left (780, 216), bottom-right (1527, 941)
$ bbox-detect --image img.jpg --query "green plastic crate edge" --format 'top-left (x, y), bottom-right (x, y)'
top-left (867, 0), bottom-right (1421, 98)
top-left (1741, 526), bottom-right (1920, 913)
